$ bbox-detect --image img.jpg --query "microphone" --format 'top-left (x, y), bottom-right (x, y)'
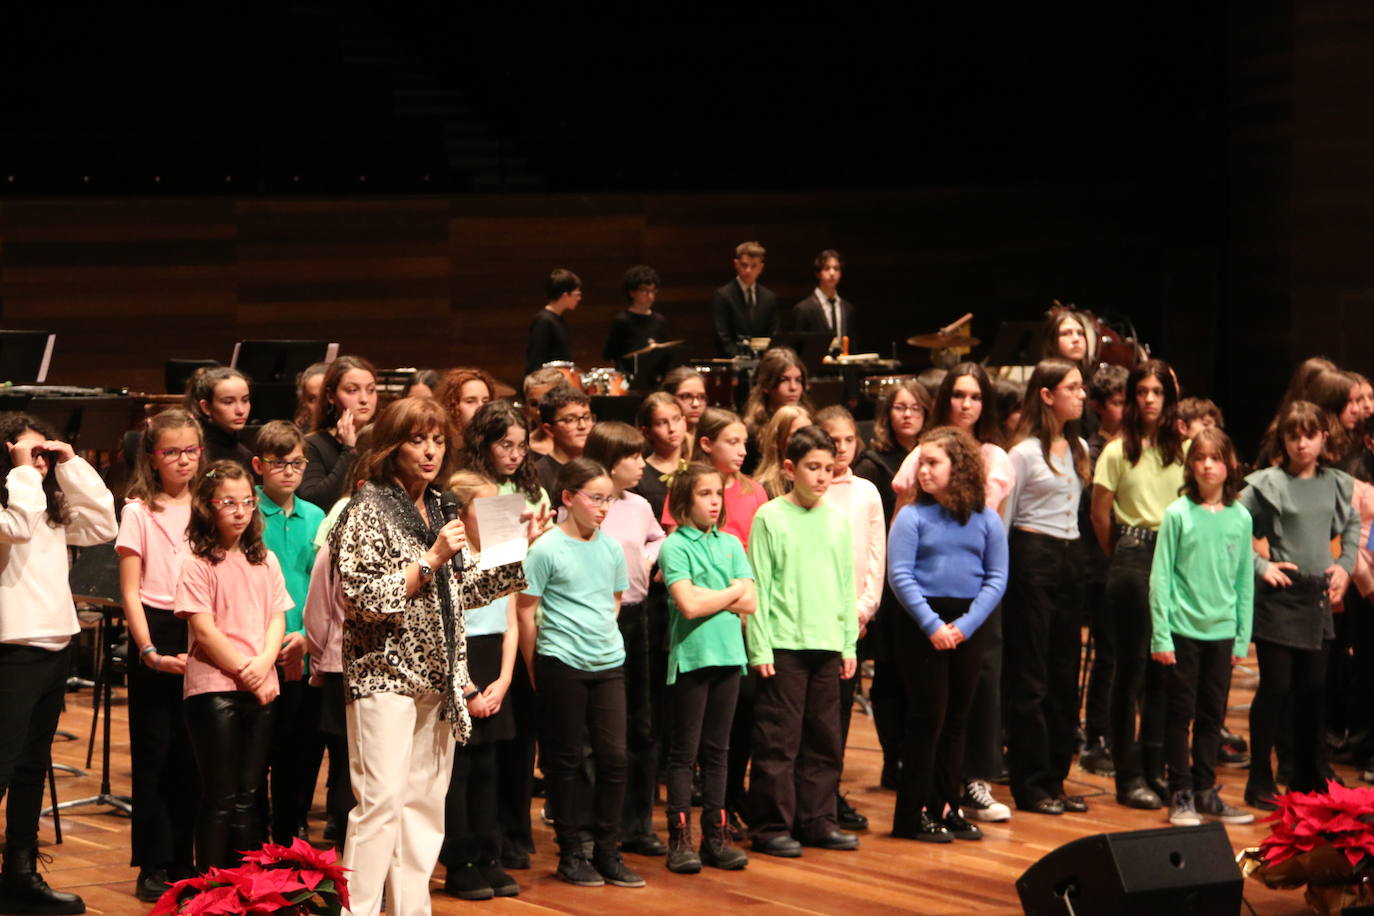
top-left (439, 491), bottom-right (463, 583)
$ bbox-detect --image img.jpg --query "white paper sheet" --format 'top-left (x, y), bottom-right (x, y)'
top-left (474, 492), bottom-right (528, 570)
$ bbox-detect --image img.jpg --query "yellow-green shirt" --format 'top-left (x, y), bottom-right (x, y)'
top-left (1093, 437), bottom-right (1188, 531)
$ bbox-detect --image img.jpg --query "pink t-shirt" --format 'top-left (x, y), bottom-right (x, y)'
top-left (176, 550), bottom-right (292, 698)
top-left (601, 491), bottom-right (665, 605)
top-left (892, 441), bottom-right (1016, 511)
top-left (662, 475), bottom-right (769, 551)
top-left (115, 500), bottom-right (192, 610)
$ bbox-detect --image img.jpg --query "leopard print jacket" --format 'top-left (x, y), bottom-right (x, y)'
top-left (329, 481), bottom-right (526, 742)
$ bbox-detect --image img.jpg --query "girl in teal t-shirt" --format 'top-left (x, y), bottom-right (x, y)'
top-left (659, 463), bottom-right (755, 874)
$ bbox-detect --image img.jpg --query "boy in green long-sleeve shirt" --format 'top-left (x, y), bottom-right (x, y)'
top-left (1148, 429), bottom-right (1254, 827)
top-left (745, 426), bottom-right (859, 857)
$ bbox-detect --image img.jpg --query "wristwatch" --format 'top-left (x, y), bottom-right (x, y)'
top-left (417, 558), bottom-right (434, 582)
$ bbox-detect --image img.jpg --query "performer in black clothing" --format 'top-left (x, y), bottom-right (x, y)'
top-left (791, 250), bottom-right (855, 355)
top-left (604, 265), bottom-right (672, 383)
top-left (711, 241), bottom-right (777, 356)
top-left (185, 367), bottom-right (254, 469)
top-left (525, 268), bottom-right (582, 374)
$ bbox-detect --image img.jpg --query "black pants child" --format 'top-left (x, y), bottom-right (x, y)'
top-left (0, 645), bottom-right (70, 852)
top-left (666, 665), bottom-right (741, 816)
top-left (185, 691), bottom-right (274, 870)
top-left (890, 599), bottom-right (989, 832)
top-left (127, 608), bottom-right (197, 873)
top-left (748, 649), bottom-right (843, 844)
top-left (534, 655), bottom-right (627, 853)
top-left (1105, 535), bottom-right (1167, 792)
top-left (617, 602), bottom-right (659, 842)
top-left (1162, 636), bottom-right (1232, 795)
top-left (1250, 639), bottom-right (1332, 794)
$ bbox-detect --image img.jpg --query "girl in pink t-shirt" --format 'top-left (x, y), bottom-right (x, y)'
top-left (115, 408), bottom-right (203, 899)
top-left (176, 461), bottom-right (292, 870)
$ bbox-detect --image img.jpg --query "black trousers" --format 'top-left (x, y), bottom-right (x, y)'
top-left (185, 691), bottom-right (274, 870)
top-left (127, 607), bottom-right (197, 870)
top-left (868, 596), bottom-right (907, 776)
top-left (747, 649), bottom-right (842, 843)
top-left (963, 605), bottom-right (1004, 781)
top-left (442, 741), bottom-right (500, 866)
top-left (1003, 531), bottom-right (1085, 807)
top-left (1250, 638), bottom-right (1331, 792)
top-left (317, 672), bottom-right (353, 851)
top-left (1163, 636), bottom-right (1232, 795)
top-left (1347, 590), bottom-right (1374, 763)
top-left (726, 667), bottom-right (756, 816)
top-left (1105, 537), bottom-right (1166, 789)
top-left (890, 600), bottom-right (988, 831)
top-left (497, 654), bottom-right (538, 858)
top-left (617, 602), bottom-right (658, 839)
top-left (0, 644), bottom-right (70, 849)
top-left (1082, 577), bottom-right (1114, 743)
top-left (268, 677), bottom-right (321, 844)
top-left (535, 655), bottom-right (627, 851)
top-left (666, 665), bottom-right (740, 813)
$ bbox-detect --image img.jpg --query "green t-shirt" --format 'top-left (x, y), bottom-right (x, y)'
top-left (1148, 496), bottom-right (1254, 656)
top-left (256, 486), bottom-right (325, 635)
top-left (498, 479), bottom-right (551, 518)
top-left (1093, 437), bottom-right (1188, 530)
top-left (745, 498), bottom-right (858, 667)
top-left (660, 525), bottom-right (753, 684)
top-left (522, 526), bottom-right (628, 671)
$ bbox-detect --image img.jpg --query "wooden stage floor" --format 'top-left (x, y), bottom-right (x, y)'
top-left (35, 654), bottom-right (1319, 915)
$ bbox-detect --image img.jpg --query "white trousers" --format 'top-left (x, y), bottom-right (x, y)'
top-left (342, 691), bottom-right (455, 916)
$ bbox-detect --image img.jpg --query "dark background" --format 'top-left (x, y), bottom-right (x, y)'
top-left (0, 0), bottom-right (1368, 454)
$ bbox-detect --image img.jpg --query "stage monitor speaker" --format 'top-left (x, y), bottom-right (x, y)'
top-left (1016, 822), bottom-right (1242, 916)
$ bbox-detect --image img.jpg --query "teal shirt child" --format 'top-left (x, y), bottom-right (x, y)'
top-left (522, 526), bottom-right (628, 672)
top-left (1148, 495), bottom-right (1255, 657)
top-left (660, 525), bottom-right (753, 684)
top-left (256, 485), bottom-right (325, 638)
top-left (745, 498), bottom-right (857, 668)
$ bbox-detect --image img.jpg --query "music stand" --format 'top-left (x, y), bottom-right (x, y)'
top-left (231, 340), bottom-right (338, 424)
top-left (0, 330), bottom-right (56, 384)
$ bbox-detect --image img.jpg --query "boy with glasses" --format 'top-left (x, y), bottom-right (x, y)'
top-left (535, 385), bottom-right (595, 509)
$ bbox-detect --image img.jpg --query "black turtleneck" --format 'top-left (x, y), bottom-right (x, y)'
top-left (204, 422), bottom-right (254, 470)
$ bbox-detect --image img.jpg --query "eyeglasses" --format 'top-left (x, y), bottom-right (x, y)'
top-left (675, 393), bottom-right (707, 404)
top-left (263, 458), bottom-right (309, 472)
top-left (891, 405), bottom-right (925, 416)
top-left (210, 497), bottom-right (258, 512)
top-left (576, 491), bottom-right (618, 508)
top-left (155, 446), bottom-right (204, 461)
top-left (493, 439), bottom-right (529, 454)
top-left (554, 413), bottom-right (596, 428)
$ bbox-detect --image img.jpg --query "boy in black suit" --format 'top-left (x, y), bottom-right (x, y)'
top-left (712, 241), bottom-right (777, 356)
top-left (792, 250), bottom-right (854, 355)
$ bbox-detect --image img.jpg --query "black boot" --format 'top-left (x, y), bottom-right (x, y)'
top-left (700, 808), bottom-right (748, 870)
top-left (0, 848), bottom-right (84, 915)
top-left (665, 810), bottom-right (701, 874)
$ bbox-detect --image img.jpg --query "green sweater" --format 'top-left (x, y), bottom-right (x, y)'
top-left (745, 498), bottom-right (857, 666)
top-left (1148, 496), bottom-right (1254, 656)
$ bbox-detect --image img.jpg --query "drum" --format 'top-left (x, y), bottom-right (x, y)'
top-left (581, 366), bottom-right (629, 397)
top-left (541, 361), bottom-right (584, 392)
top-left (861, 374), bottom-right (920, 402)
top-left (692, 362), bottom-right (738, 408)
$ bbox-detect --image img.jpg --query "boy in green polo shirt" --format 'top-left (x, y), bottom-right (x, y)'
top-left (252, 420), bottom-right (326, 843)
top-left (745, 426), bottom-right (858, 857)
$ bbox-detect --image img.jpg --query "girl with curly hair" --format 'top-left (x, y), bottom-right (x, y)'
top-left (885, 426), bottom-right (1008, 843)
top-left (438, 367), bottom-right (498, 439)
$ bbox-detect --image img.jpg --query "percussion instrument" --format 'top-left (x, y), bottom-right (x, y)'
top-left (581, 366), bottom-right (629, 397)
top-left (691, 361), bottom-right (740, 408)
top-left (860, 374), bottom-right (921, 402)
top-left (541, 361), bottom-right (584, 392)
top-left (622, 339), bottom-right (685, 359)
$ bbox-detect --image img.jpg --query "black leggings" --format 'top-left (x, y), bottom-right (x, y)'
top-left (442, 741), bottom-right (500, 866)
top-left (185, 691), bottom-right (274, 870)
top-left (0, 645), bottom-right (70, 849)
top-left (1250, 638), bottom-right (1331, 792)
top-left (665, 665), bottom-right (740, 814)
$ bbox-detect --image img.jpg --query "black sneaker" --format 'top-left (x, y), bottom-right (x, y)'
top-left (620, 833), bottom-right (668, 856)
top-left (1195, 786), bottom-right (1256, 824)
top-left (942, 810), bottom-right (983, 841)
top-left (556, 851), bottom-right (604, 887)
top-left (836, 792), bottom-right (869, 831)
top-left (478, 861), bottom-right (519, 898)
top-left (135, 868), bottom-right (171, 904)
top-left (1078, 737), bottom-right (1115, 777)
top-left (444, 863), bottom-right (494, 901)
top-left (592, 850), bottom-right (646, 888)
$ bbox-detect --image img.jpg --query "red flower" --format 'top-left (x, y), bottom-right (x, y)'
top-left (181, 885), bottom-right (245, 916)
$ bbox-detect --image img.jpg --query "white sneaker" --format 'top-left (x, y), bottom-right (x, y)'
top-left (961, 780), bottom-right (1011, 822)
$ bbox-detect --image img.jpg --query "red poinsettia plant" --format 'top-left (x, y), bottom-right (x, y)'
top-left (152, 838), bottom-right (349, 916)
top-left (1259, 780), bottom-right (1374, 871)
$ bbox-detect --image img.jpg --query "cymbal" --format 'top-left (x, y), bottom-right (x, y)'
top-left (623, 339), bottom-right (685, 358)
top-left (907, 332), bottom-right (980, 349)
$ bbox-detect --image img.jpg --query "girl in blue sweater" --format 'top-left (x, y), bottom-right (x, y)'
top-left (887, 427), bottom-right (1009, 842)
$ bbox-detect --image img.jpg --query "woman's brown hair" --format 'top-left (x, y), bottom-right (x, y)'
top-left (637, 391), bottom-right (687, 461)
top-left (1012, 358), bottom-right (1091, 483)
top-left (584, 421), bottom-right (646, 475)
top-left (1121, 359), bottom-right (1183, 467)
top-left (436, 367), bottom-right (499, 434)
top-left (743, 346), bottom-right (814, 435)
top-left (126, 408), bottom-right (204, 512)
top-left (316, 355), bottom-right (379, 433)
top-left (696, 407), bottom-right (758, 496)
top-left (188, 461), bottom-right (267, 565)
top-left (915, 426), bottom-right (987, 525)
top-left (871, 378), bottom-right (930, 453)
top-left (0, 414), bottom-right (71, 527)
top-left (352, 397), bottom-right (453, 485)
top-left (754, 405), bottom-right (811, 498)
top-left (1271, 400), bottom-right (1337, 468)
top-left (1183, 428), bottom-right (1241, 505)
top-left (668, 462), bottom-right (727, 532)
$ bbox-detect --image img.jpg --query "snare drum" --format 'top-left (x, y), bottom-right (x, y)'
top-left (581, 366), bottom-right (629, 397)
top-left (861, 374), bottom-right (920, 402)
top-left (541, 361), bottom-right (584, 392)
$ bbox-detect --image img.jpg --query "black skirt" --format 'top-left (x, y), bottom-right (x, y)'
top-left (465, 633), bottom-right (516, 745)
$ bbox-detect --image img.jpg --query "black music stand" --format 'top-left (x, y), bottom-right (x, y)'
top-left (232, 340), bottom-right (337, 423)
top-left (45, 543), bottom-right (132, 817)
top-left (0, 330), bottom-right (56, 384)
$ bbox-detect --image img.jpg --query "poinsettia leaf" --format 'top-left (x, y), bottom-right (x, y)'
top-left (297, 869), bottom-right (324, 891)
